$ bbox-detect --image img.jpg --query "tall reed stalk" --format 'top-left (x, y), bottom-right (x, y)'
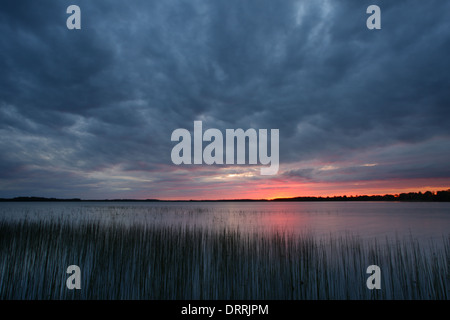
top-left (0, 220), bottom-right (448, 299)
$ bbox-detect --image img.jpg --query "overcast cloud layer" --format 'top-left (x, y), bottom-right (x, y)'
top-left (1, 0), bottom-right (450, 199)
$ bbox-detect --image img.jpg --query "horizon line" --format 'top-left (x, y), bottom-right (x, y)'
top-left (1, 189), bottom-right (449, 202)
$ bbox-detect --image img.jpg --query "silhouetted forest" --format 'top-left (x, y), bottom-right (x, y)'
top-left (272, 189), bottom-right (450, 202)
top-left (1, 190), bottom-right (450, 202)
top-left (0, 197), bottom-right (82, 202)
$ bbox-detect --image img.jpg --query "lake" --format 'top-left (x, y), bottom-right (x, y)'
top-left (1, 201), bottom-right (449, 243)
top-left (1, 201), bottom-right (449, 299)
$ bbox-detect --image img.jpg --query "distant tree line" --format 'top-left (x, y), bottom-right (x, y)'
top-left (0, 197), bottom-right (82, 202)
top-left (272, 190), bottom-right (450, 202)
top-left (1, 190), bottom-right (450, 202)
top-left (0, 197), bottom-right (160, 202)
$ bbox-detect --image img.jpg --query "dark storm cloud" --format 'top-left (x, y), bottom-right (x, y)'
top-left (1, 0), bottom-right (450, 198)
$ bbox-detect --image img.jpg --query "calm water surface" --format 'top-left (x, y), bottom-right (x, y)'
top-left (1, 201), bottom-right (449, 244)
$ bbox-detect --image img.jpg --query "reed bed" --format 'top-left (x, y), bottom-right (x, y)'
top-left (0, 219), bottom-right (448, 300)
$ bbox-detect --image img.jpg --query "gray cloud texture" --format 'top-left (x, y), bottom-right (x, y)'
top-left (1, 0), bottom-right (450, 198)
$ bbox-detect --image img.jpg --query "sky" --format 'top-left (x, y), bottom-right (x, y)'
top-left (1, 0), bottom-right (450, 200)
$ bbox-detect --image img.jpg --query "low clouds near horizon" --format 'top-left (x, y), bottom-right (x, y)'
top-left (1, 0), bottom-right (450, 199)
